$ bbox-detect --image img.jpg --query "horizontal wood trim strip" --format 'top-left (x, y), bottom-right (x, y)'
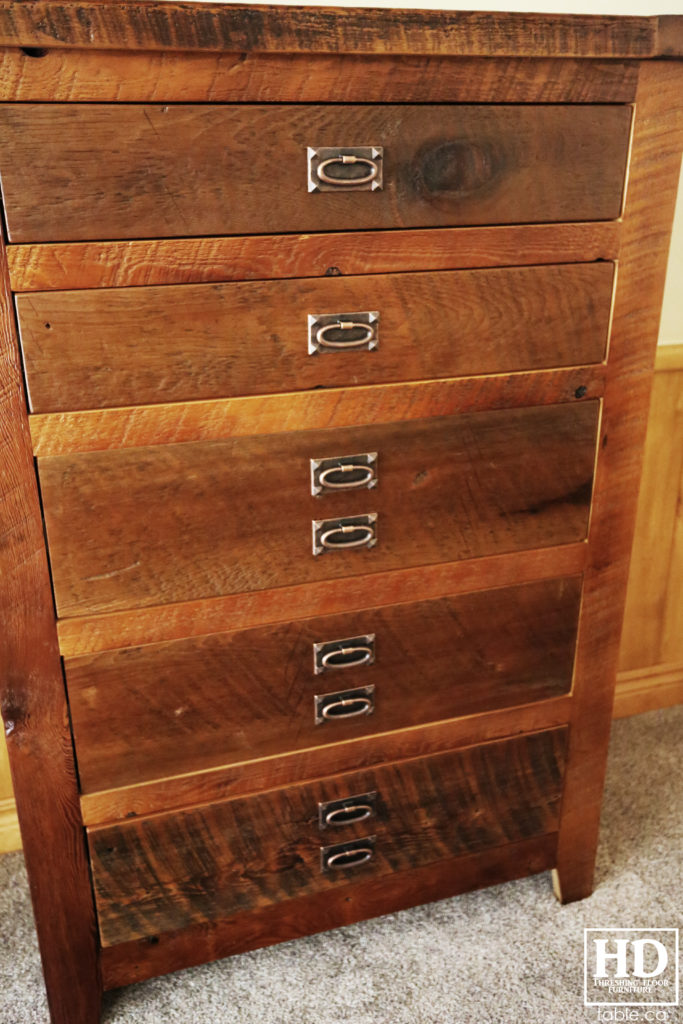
top-left (100, 832), bottom-right (557, 989)
top-left (79, 695), bottom-right (573, 826)
top-left (57, 541), bottom-right (587, 657)
top-left (654, 343), bottom-right (683, 373)
top-left (30, 367), bottom-right (605, 457)
top-left (7, 222), bottom-right (622, 294)
top-left (0, 4), bottom-right (669, 58)
top-left (0, 798), bottom-right (21, 853)
top-left (613, 662), bottom-right (683, 718)
top-left (0, 50), bottom-right (641, 105)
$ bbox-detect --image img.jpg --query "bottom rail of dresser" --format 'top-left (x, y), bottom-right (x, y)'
top-left (100, 832), bottom-right (557, 990)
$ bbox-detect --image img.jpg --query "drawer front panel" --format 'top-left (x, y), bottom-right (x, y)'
top-left (39, 402), bottom-right (599, 617)
top-left (66, 576), bottom-right (581, 792)
top-left (0, 104), bottom-right (631, 241)
top-left (88, 727), bottom-right (568, 946)
top-left (18, 263), bottom-right (614, 412)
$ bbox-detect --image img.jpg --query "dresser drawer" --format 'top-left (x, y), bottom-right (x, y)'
top-left (66, 576), bottom-right (580, 792)
top-left (0, 104), bottom-right (631, 241)
top-left (88, 727), bottom-right (567, 946)
top-left (17, 262), bottom-right (613, 412)
top-left (38, 402), bottom-right (599, 617)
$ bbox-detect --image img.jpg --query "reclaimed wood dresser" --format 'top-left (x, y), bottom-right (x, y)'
top-left (0, 4), bottom-right (682, 1021)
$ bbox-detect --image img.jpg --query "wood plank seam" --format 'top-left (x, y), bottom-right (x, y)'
top-left (28, 366), bottom-right (607, 457)
top-left (7, 223), bottom-right (622, 292)
top-left (56, 544), bottom-right (589, 656)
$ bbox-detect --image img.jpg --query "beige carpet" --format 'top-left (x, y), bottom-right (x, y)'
top-left (1, 705), bottom-right (681, 1024)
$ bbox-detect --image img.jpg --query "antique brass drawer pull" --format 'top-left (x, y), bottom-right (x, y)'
top-left (307, 311), bottom-right (379, 354)
top-left (318, 154), bottom-right (379, 186)
top-left (320, 463), bottom-right (374, 488)
top-left (308, 146), bottom-right (383, 192)
top-left (310, 452), bottom-right (378, 495)
top-left (320, 524), bottom-right (374, 551)
top-left (318, 791), bottom-right (378, 830)
top-left (314, 634), bottom-right (376, 675)
top-left (312, 514), bottom-right (377, 555)
top-left (320, 836), bottom-right (377, 873)
top-left (322, 525), bottom-right (373, 550)
top-left (314, 684), bottom-right (375, 725)
top-left (322, 645), bottom-right (373, 670)
top-left (322, 695), bottom-right (372, 719)
top-left (318, 321), bottom-right (374, 349)
top-left (325, 804), bottom-right (373, 827)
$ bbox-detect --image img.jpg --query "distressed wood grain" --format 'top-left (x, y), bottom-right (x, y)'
top-left (80, 694), bottom-right (574, 827)
top-left (29, 366), bottom-right (606, 457)
top-left (102, 832), bottom-right (558, 989)
top-left (66, 577), bottom-right (581, 794)
top-left (17, 263), bottom-right (613, 412)
top-left (0, 226), bottom-right (101, 1019)
top-left (57, 541), bottom-right (588, 658)
top-left (38, 403), bottom-right (599, 618)
top-left (0, 48), bottom-right (640, 104)
top-left (0, 3), bottom-right (674, 58)
top-left (88, 728), bottom-right (567, 946)
top-left (7, 223), bottom-right (622, 293)
top-left (0, 104), bottom-right (632, 242)
top-left (553, 61), bottom-right (683, 905)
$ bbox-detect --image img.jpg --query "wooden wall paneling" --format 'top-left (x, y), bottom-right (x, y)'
top-left (614, 344), bottom-right (683, 717)
top-left (613, 663), bottom-right (683, 719)
top-left (618, 359), bottom-right (683, 671)
top-left (553, 61), bottom-right (683, 905)
top-left (0, 49), bottom-right (640, 104)
top-left (0, 735), bottom-right (21, 852)
top-left (657, 357), bottom-right (683, 666)
top-left (0, 236), bottom-right (101, 1015)
top-left (8, 223), bottom-right (621, 293)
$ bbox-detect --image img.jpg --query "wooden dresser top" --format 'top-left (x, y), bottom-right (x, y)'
top-left (0, 1), bottom-right (681, 59)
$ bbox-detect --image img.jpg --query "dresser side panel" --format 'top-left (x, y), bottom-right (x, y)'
top-left (0, 239), bottom-right (101, 1019)
top-left (554, 59), bottom-right (683, 903)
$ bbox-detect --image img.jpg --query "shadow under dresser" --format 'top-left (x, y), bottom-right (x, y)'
top-left (0, 4), bottom-right (682, 1022)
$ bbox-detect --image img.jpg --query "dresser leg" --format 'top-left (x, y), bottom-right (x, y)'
top-left (0, 241), bottom-right (103, 1024)
top-left (551, 865), bottom-right (594, 905)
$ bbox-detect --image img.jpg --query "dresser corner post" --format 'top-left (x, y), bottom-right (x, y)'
top-left (0, 235), bottom-right (102, 1021)
top-left (552, 58), bottom-right (683, 907)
